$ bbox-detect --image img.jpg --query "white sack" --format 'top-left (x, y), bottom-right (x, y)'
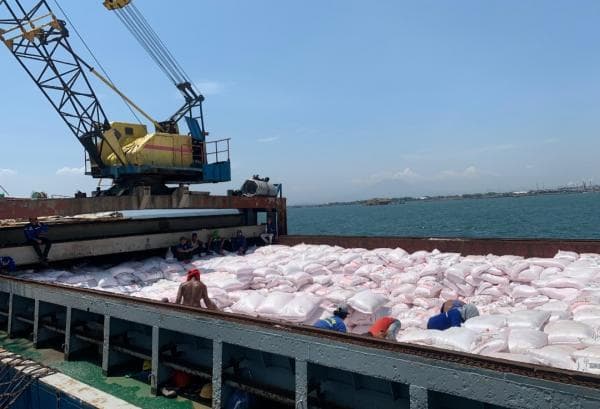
top-left (508, 329), bottom-right (548, 353)
top-left (529, 345), bottom-right (576, 370)
top-left (230, 293), bottom-right (266, 317)
top-left (544, 320), bottom-right (595, 345)
top-left (507, 310), bottom-right (551, 330)
top-left (347, 290), bottom-right (389, 314)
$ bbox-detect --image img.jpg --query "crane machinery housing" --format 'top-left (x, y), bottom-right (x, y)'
top-left (0, 0), bottom-right (231, 195)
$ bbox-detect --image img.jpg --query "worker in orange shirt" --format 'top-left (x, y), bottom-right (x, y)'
top-left (368, 317), bottom-right (401, 340)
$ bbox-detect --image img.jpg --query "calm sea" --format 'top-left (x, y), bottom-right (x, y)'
top-left (287, 193), bottom-right (600, 239)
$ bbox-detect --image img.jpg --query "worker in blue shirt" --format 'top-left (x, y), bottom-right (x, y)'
top-left (427, 300), bottom-right (479, 331)
top-left (313, 305), bottom-right (349, 333)
top-left (24, 217), bottom-right (51, 264)
top-left (174, 237), bottom-right (192, 261)
top-left (231, 230), bottom-right (248, 255)
top-left (0, 256), bottom-right (16, 273)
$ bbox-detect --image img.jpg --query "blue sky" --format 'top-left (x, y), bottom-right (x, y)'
top-left (1, 1), bottom-right (600, 204)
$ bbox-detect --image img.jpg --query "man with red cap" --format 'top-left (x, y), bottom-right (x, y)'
top-left (175, 269), bottom-right (217, 310)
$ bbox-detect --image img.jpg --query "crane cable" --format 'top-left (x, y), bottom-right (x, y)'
top-left (50, 0), bottom-right (143, 124)
top-left (114, 8), bottom-right (179, 85)
top-left (111, 1), bottom-right (200, 94)
top-left (129, 2), bottom-right (195, 89)
top-left (118, 3), bottom-right (188, 84)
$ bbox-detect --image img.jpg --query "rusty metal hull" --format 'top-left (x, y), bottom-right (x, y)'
top-left (279, 234), bottom-right (600, 257)
top-left (0, 194), bottom-right (288, 235)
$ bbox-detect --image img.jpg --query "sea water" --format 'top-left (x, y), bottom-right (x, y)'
top-left (288, 192), bottom-right (600, 239)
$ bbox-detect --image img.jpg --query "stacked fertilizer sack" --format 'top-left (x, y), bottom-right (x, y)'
top-left (18, 245), bottom-right (600, 374)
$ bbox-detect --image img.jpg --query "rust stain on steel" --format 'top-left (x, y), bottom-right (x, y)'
top-left (0, 196), bottom-right (285, 216)
top-left (279, 235), bottom-right (600, 258)
top-left (4, 274), bottom-right (600, 389)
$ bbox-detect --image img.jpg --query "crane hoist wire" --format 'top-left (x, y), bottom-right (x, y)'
top-left (112, 1), bottom-right (198, 94)
top-left (50, 0), bottom-right (142, 124)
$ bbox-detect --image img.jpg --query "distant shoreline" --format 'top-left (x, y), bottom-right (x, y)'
top-left (290, 186), bottom-right (600, 209)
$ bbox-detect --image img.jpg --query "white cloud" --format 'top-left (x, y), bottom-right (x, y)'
top-left (355, 165), bottom-right (495, 186)
top-left (257, 136), bottom-right (279, 143)
top-left (352, 167), bottom-right (420, 185)
top-left (194, 80), bottom-right (226, 96)
top-left (525, 164), bottom-right (535, 169)
top-left (437, 165), bottom-right (480, 180)
top-left (56, 166), bottom-right (85, 176)
top-left (0, 168), bottom-right (16, 176)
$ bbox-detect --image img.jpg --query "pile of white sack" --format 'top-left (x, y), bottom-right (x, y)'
top-left (18, 244), bottom-right (600, 374)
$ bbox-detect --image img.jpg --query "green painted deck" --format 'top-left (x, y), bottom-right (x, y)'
top-left (0, 332), bottom-right (210, 409)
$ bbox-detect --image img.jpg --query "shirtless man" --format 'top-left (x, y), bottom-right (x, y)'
top-left (175, 269), bottom-right (217, 310)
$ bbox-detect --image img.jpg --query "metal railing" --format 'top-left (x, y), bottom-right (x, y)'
top-left (205, 138), bottom-right (230, 164)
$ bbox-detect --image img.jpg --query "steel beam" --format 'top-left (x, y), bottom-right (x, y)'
top-left (0, 279), bottom-right (598, 409)
top-left (409, 385), bottom-right (428, 409)
top-left (0, 195), bottom-right (286, 217)
top-left (5, 225), bottom-right (262, 266)
top-left (32, 299), bottom-right (40, 348)
top-left (213, 340), bottom-right (223, 409)
top-left (0, 213), bottom-right (244, 246)
top-left (295, 359), bottom-right (308, 409)
top-left (64, 307), bottom-right (74, 360)
top-left (151, 326), bottom-right (160, 395)
top-left (102, 316), bottom-right (111, 376)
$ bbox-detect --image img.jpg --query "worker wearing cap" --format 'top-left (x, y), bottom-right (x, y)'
top-left (427, 300), bottom-right (479, 331)
top-left (175, 269), bottom-right (217, 310)
top-left (368, 317), bottom-right (401, 340)
top-left (313, 305), bottom-right (349, 333)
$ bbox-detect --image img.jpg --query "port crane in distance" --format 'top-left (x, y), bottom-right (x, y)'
top-left (0, 0), bottom-right (231, 196)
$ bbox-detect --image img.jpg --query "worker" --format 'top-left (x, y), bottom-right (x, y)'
top-left (368, 317), bottom-right (401, 340)
top-left (427, 300), bottom-right (479, 331)
top-left (174, 236), bottom-right (192, 261)
top-left (313, 305), bottom-right (349, 333)
top-left (24, 217), bottom-right (51, 264)
top-left (189, 232), bottom-right (204, 257)
top-left (260, 216), bottom-right (277, 245)
top-left (207, 230), bottom-right (226, 255)
top-left (0, 256), bottom-right (16, 274)
top-left (231, 230), bottom-right (247, 255)
top-left (175, 269), bottom-right (217, 310)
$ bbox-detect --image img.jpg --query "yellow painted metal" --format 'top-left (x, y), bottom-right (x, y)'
top-left (110, 122), bottom-right (148, 140)
top-left (102, 122), bottom-right (193, 168)
top-left (1, 13), bottom-right (57, 48)
top-left (102, 0), bottom-right (131, 11)
top-left (99, 128), bottom-right (129, 166)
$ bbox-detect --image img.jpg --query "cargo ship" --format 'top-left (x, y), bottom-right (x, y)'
top-left (1, 192), bottom-right (600, 409)
top-left (1, 1), bottom-right (599, 408)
